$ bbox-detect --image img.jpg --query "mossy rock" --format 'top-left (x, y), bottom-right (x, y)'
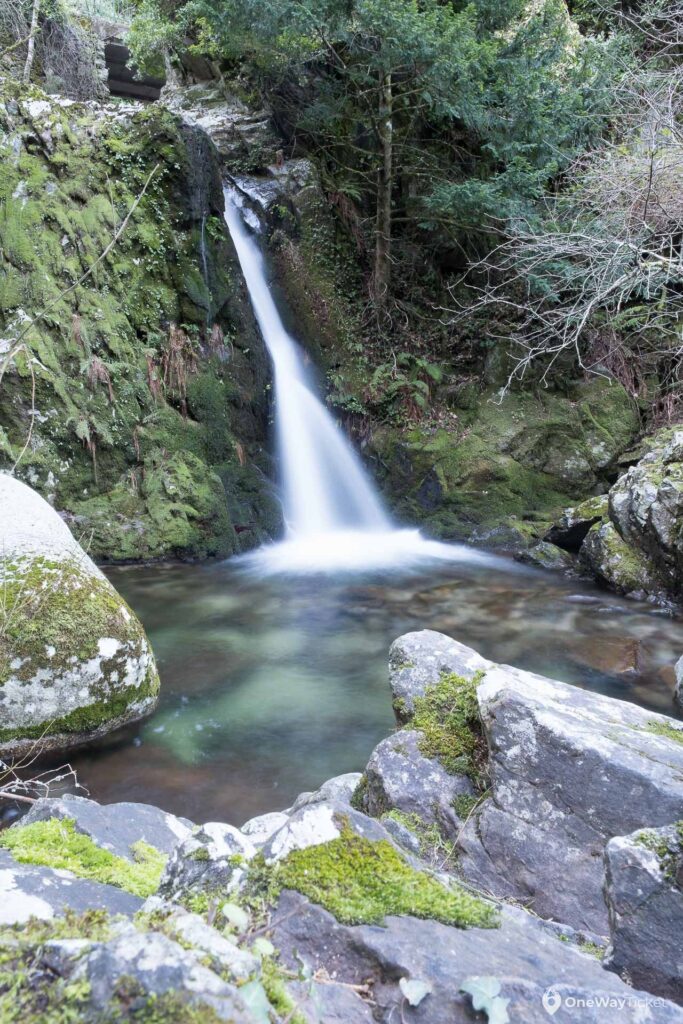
top-left (0, 475), bottom-right (159, 756)
top-left (372, 379), bottom-right (639, 540)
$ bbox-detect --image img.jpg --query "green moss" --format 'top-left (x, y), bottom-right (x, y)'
top-left (410, 671), bottom-right (487, 783)
top-left (260, 959), bottom-right (307, 1024)
top-left (256, 825), bottom-right (497, 928)
top-left (0, 818), bottom-right (166, 897)
top-left (349, 774), bottom-right (368, 811)
top-left (642, 720), bottom-right (683, 745)
top-left (381, 810), bottom-right (456, 865)
top-left (451, 793), bottom-right (481, 820)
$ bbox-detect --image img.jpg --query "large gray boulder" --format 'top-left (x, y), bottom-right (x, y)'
top-left (458, 661), bottom-right (683, 934)
top-left (158, 822), bottom-right (256, 902)
top-left (0, 475), bottom-right (159, 756)
top-left (18, 794), bottom-right (192, 862)
top-left (0, 849), bottom-right (142, 923)
top-left (270, 890), bottom-right (683, 1023)
top-left (603, 824), bottom-right (683, 1000)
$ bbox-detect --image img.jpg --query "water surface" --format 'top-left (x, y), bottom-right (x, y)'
top-left (59, 558), bottom-right (683, 825)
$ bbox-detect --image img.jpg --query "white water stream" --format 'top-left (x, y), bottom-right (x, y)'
top-left (223, 187), bottom-right (499, 573)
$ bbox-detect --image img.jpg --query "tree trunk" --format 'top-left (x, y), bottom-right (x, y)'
top-left (23, 0), bottom-right (41, 86)
top-left (373, 71), bottom-right (393, 307)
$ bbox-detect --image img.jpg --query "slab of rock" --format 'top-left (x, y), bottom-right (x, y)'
top-left (516, 540), bottom-right (577, 572)
top-left (158, 822), bottom-right (256, 901)
top-left (0, 475), bottom-right (159, 757)
top-left (240, 810), bottom-right (290, 846)
top-left (19, 794), bottom-right (192, 861)
top-left (261, 802), bottom-right (391, 865)
top-left (389, 630), bottom-right (491, 722)
top-left (603, 824), bottom-right (683, 1000)
top-left (0, 849), bottom-right (142, 923)
top-left (457, 659), bottom-right (683, 934)
top-left (270, 890), bottom-right (683, 1023)
top-left (72, 929), bottom-right (255, 1022)
top-left (359, 730), bottom-right (474, 838)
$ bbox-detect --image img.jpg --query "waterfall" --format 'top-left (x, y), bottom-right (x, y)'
top-left (223, 186), bottom-right (499, 574)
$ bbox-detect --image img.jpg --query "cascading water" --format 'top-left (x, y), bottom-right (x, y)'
top-left (223, 186), bottom-right (500, 573)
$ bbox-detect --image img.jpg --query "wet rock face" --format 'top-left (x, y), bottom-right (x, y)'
top-left (0, 92), bottom-right (279, 563)
top-left (0, 475), bottom-right (159, 757)
top-left (603, 824), bottom-right (683, 1001)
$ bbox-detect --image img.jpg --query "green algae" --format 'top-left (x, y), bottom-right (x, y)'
top-left (0, 818), bottom-right (166, 897)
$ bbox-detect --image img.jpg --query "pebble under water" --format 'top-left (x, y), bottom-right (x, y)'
top-left (56, 557), bottom-right (682, 825)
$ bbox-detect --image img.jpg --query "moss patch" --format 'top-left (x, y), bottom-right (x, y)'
top-left (252, 825), bottom-right (497, 928)
top-left (410, 670), bottom-right (487, 783)
top-left (642, 720), bottom-right (683, 744)
top-left (0, 818), bottom-right (166, 897)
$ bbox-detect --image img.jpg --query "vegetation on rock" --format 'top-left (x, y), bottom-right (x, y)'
top-left (0, 817), bottom-right (167, 896)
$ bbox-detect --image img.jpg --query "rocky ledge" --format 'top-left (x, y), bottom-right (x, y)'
top-left (1, 629), bottom-right (682, 1021)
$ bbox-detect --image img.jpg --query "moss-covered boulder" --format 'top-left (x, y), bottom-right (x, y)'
top-left (370, 378), bottom-right (639, 542)
top-left (0, 474), bottom-right (159, 756)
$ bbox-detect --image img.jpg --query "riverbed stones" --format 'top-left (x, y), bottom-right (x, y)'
top-left (0, 475), bottom-right (160, 757)
top-left (603, 824), bottom-right (683, 1000)
top-left (389, 629), bottom-right (491, 721)
top-left (0, 849), bottom-right (142, 923)
top-left (19, 794), bottom-right (192, 862)
top-left (456, 659), bottom-right (683, 934)
top-left (359, 730), bottom-right (475, 838)
top-left (158, 822), bottom-right (256, 901)
top-left (270, 889), bottom-right (683, 1024)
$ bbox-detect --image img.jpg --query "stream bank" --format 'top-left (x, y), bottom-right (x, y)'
top-left (1, 631), bottom-right (682, 1022)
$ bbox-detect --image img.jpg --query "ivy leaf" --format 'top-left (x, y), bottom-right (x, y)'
top-left (221, 901), bottom-right (250, 932)
top-left (239, 980), bottom-right (272, 1024)
top-left (399, 977), bottom-right (433, 1007)
top-left (460, 976), bottom-right (510, 1024)
top-left (251, 936), bottom-right (275, 958)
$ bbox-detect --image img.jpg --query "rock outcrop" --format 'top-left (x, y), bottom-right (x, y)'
top-left (0, 87), bottom-right (280, 561)
top-left (0, 475), bottom-right (159, 755)
top-left (549, 427), bottom-right (683, 603)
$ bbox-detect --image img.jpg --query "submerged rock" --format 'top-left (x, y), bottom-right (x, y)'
top-left (603, 823), bottom-right (683, 1001)
top-left (0, 475), bottom-right (159, 757)
top-left (515, 539), bottom-right (577, 572)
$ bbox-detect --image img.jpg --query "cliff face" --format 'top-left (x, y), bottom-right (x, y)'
top-left (0, 82), bottom-right (280, 561)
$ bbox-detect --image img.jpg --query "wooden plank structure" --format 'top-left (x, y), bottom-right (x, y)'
top-left (104, 37), bottom-right (165, 101)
